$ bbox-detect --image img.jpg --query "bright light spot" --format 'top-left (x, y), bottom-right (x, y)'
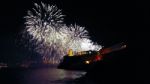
top-left (85, 61), bottom-right (90, 64)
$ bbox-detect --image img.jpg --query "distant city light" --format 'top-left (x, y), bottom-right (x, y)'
top-left (85, 61), bottom-right (90, 64)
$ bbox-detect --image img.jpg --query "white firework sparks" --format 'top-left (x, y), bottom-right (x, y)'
top-left (22, 2), bottom-right (102, 64)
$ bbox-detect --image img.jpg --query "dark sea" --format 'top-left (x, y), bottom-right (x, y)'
top-left (0, 67), bottom-right (90, 84)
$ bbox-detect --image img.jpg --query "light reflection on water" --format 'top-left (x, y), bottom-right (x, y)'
top-left (21, 67), bottom-right (86, 84)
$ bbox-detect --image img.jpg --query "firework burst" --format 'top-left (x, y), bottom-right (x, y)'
top-left (22, 2), bottom-right (102, 64)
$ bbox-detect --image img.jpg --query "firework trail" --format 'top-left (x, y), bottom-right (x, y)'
top-left (22, 2), bottom-right (102, 64)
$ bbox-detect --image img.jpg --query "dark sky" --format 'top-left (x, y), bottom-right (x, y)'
top-left (0, 0), bottom-right (149, 42)
top-left (0, 0), bottom-right (149, 65)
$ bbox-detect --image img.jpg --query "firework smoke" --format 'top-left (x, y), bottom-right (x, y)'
top-left (22, 2), bottom-right (102, 64)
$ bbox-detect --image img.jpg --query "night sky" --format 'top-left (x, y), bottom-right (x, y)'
top-left (0, 0), bottom-right (149, 82)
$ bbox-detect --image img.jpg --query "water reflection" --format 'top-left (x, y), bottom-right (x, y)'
top-left (0, 66), bottom-right (91, 84)
top-left (20, 67), bottom-right (86, 84)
